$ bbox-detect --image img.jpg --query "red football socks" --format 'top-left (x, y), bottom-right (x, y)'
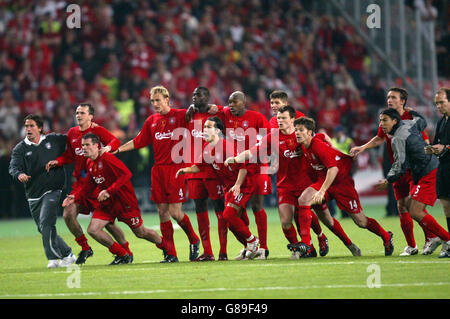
top-left (310, 211), bottom-right (323, 236)
top-left (223, 206), bottom-right (252, 243)
top-left (297, 205), bottom-right (312, 246)
top-left (178, 214), bottom-right (200, 245)
top-left (215, 211), bottom-right (228, 255)
top-left (282, 225), bottom-right (298, 244)
top-left (109, 242), bottom-right (127, 256)
top-left (160, 220), bottom-right (177, 256)
top-left (366, 217), bottom-right (390, 243)
top-left (121, 241), bottom-right (132, 256)
top-left (399, 212), bottom-right (416, 247)
top-left (330, 218), bottom-right (352, 246)
top-left (420, 208), bottom-right (439, 241)
top-left (253, 209), bottom-right (268, 249)
top-left (419, 214), bottom-right (450, 242)
top-left (75, 234), bottom-right (91, 251)
top-left (196, 211), bottom-right (213, 256)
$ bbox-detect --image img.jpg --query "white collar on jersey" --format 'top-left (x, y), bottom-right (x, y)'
top-left (24, 134), bottom-right (46, 146)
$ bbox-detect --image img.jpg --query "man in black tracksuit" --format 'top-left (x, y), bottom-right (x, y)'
top-left (9, 114), bottom-right (75, 268)
top-left (376, 108), bottom-right (450, 258)
top-left (426, 88), bottom-right (450, 239)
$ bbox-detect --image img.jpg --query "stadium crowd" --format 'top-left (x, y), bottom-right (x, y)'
top-left (0, 0), bottom-right (447, 218)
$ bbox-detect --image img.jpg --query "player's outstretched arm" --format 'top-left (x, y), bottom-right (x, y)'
top-left (349, 136), bottom-right (384, 157)
top-left (176, 165), bottom-right (200, 178)
top-left (114, 140), bottom-right (135, 154)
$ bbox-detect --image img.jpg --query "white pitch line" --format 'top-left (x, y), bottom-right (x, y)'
top-left (2, 282), bottom-right (449, 298)
top-left (1, 259), bottom-right (447, 276)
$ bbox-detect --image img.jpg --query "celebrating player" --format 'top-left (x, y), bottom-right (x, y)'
top-left (176, 117), bottom-right (260, 259)
top-left (292, 117), bottom-right (394, 257)
top-left (214, 91), bottom-right (271, 259)
top-left (46, 103), bottom-right (128, 264)
top-left (62, 133), bottom-right (168, 265)
top-left (114, 86), bottom-right (200, 263)
top-left (227, 106), bottom-right (361, 258)
top-left (185, 87), bottom-right (227, 261)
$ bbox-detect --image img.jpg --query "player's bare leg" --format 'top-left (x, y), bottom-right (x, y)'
top-left (63, 203), bottom-right (94, 264)
top-left (87, 218), bottom-right (131, 265)
top-left (63, 203), bottom-right (84, 238)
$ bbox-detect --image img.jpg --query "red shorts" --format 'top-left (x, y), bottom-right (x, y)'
top-left (71, 178), bottom-right (97, 215)
top-left (151, 165), bottom-right (187, 204)
top-left (392, 170), bottom-right (413, 200)
top-left (225, 191), bottom-right (253, 208)
top-left (409, 169), bottom-right (437, 206)
top-left (253, 173), bottom-right (272, 195)
top-left (310, 177), bottom-right (362, 214)
top-left (92, 207), bottom-right (143, 229)
top-left (278, 188), bottom-right (328, 212)
top-left (278, 188), bottom-right (303, 206)
top-left (187, 178), bottom-right (224, 200)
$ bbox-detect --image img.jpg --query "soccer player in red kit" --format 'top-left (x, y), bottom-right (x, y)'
top-left (267, 91), bottom-right (330, 256)
top-left (46, 103), bottom-right (128, 265)
top-left (350, 87), bottom-right (439, 256)
top-left (292, 117), bottom-right (394, 257)
top-left (228, 106), bottom-right (361, 257)
top-left (214, 91), bottom-right (271, 260)
top-left (186, 87), bottom-right (227, 261)
top-left (114, 86), bottom-right (199, 263)
top-left (62, 133), bottom-right (168, 265)
top-left (176, 117), bottom-right (260, 259)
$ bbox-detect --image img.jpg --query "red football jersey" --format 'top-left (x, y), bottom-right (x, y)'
top-left (269, 110), bottom-right (305, 129)
top-left (56, 124), bottom-right (120, 179)
top-left (133, 108), bottom-right (188, 166)
top-left (377, 110), bottom-right (430, 163)
top-left (251, 130), bottom-right (307, 190)
top-left (301, 135), bottom-right (354, 184)
top-left (74, 152), bottom-right (139, 211)
top-left (217, 108), bottom-right (270, 153)
top-left (197, 138), bottom-right (256, 194)
top-left (185, 111), bottom-right (216, 179)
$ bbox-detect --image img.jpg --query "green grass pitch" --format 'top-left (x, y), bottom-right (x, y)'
top-left (0, 204), bottom-right (448, 299)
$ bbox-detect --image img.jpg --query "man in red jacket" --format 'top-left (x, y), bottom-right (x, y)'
top-left (62, 133), bottom-right (168, 265)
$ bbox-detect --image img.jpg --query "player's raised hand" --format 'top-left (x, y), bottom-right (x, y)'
top-left (175, 168), bottom-right (187, 178)
top-left (229, 184), bottom-right (241, 197)
top-left (375, 179), bottom-right (389, 191)
top-left (224, 156), bottom-right (235, 166)
top-left (207, 104), bottom-right (218, 114)
top-left (45, 160), bottom-right (58, 172)
top-left (311, 190), bottom-right (325, 205)
top-left (349, 146), bottom-right (363, 157)
top-left (185, 104), bottom-right (199, 122)
top-left (98, 190), bottom-right (110, 202)
top-left (100, 145), bottom-right (111, 156)
top-left (62, 195), bottom-right (75, 207)
top-left (18, 173), bottom-right (31, 183)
